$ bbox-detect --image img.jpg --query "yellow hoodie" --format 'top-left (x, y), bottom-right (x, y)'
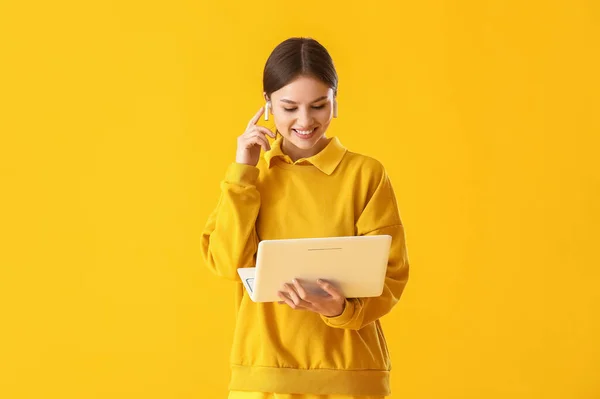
top-left (200, 136), bottom-right (410, 396)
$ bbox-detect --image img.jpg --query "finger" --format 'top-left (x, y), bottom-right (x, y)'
top-left (317, 279), bottom-right (343, 300)
top-left (292, 279), bottom-right (311, 303)
top-left (247, 106), bottom-right (265, 128)
top-left (261, 126), bottom-right (276, 139)
top-left (246, 125), bottom-right (276, 139)
top-left (255, 134), bottom-right (271, 151)
top-left (284, 283), bottom-right (305, 306)
top-left (278, 290), bottom-right (292, 301)
top-left (278, 291), bottom-right (299, 309)
top-left (243, 133), bottom-right (270, 151)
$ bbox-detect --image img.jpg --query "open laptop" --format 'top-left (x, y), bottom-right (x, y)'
top-left (237, 235), bottom-right (392, 303)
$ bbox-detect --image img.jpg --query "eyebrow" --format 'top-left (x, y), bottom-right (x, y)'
top-left (280, 96), bottom-right (328, 105)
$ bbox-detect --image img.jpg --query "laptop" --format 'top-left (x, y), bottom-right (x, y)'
top-left (237, 235), bottom-right (392, 303)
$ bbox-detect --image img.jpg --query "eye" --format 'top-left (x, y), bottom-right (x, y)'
top-left (283, 104), bottom-right (326, 112)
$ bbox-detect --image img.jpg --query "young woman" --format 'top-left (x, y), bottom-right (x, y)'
top-left (200, 37), bottom-right (410, 399)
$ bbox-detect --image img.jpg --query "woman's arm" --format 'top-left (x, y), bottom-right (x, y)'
top-left (200, 163), bottom-right (262, 281)
top-left (201, 107), bottom-right (275, 281)
top-left (320, 166), bottom-right (410, 330)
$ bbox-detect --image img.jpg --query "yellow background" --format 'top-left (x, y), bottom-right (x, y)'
top-left (1, 0), bottom-right (598, 398)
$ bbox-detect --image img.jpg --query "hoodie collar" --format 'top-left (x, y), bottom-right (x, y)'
top-left (264, 136), bottom-right (347, 175)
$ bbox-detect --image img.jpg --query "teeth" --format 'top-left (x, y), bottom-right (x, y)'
top-left (294, 128), bottom-right (315, 135)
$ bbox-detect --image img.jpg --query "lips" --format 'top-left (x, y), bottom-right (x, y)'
top-left (292, 127), bottom-right (317, 140)
top-left (293, 128), bottom-right (315, 135)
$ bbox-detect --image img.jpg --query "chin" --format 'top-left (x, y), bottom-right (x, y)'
top-left (292, 138), bottom-right (319, 148)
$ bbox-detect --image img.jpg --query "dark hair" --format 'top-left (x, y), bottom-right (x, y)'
top-left (263, 37), bottom-right (338, 99)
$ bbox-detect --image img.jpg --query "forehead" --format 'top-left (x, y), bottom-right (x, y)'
top-left (271, 75), bottom-right (333, 102)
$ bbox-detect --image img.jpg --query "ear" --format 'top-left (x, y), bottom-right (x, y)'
top-left (333, 97), bottom-right (338, 118)
top-left (263, 92), bottom-right (273, 120)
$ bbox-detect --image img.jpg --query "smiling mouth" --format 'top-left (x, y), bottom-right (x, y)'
top-left (292, 128), bottom-right (316, 136)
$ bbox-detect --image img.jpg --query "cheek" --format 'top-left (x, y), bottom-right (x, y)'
top-left (273, 113), bottom-right (293, 130)
top-left (316, 109), bottom-right (333, 124)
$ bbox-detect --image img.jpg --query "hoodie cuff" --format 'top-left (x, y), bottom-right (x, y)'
top-left (320, 298), bottom-right (356, 328)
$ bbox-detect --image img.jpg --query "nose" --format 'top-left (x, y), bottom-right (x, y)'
top-left (297, 108), bottom-right (315, 127)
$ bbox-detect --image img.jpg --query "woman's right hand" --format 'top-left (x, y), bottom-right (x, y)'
top-left (236, 106), bottom-right (276, 166)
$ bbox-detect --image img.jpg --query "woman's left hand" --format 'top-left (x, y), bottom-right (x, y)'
top-left (278, 278), bottom-right (346, 317)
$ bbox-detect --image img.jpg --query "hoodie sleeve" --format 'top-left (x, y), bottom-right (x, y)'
top-left (200, 162), bottom-right (261, 281)
top-left (320, 165), bottom-right (410, 330)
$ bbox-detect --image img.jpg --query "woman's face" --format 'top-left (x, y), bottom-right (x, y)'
top-left (267, 75), bottom-right (335, 159)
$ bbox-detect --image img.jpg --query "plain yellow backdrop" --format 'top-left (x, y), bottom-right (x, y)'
top-left (1, 0), bottom-right (598, 398)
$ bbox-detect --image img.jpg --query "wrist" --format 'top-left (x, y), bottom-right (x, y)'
top-left (325, 299), bottom-right (346, 318)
